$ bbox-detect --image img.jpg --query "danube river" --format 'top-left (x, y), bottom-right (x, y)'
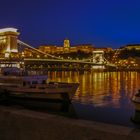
top-left (46, 71), bottom-right (140, 127)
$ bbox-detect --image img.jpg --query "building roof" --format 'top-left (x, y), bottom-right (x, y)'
top-left (0, 28), bottom-right (18, 33)
top-left (72, 44), bottom-right (94, 47)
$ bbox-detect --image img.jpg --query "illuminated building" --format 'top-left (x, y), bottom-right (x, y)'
top-left (39, 45), bottom-right (63, 54)
top-left (74, 44), bottom-right (94, 53)
top-left (38, 39), bottom-right (95, 54)
top-left (0, 28), bottom-right (20, 57)
top-left (121, 44), bottom-right (140, 50)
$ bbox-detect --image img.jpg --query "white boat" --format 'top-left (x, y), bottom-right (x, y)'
top-left (0, 75), bottom-right (79, 101)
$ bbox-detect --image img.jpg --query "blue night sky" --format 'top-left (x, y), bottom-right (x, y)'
top-left (0, 0), bottom-right (140, 48)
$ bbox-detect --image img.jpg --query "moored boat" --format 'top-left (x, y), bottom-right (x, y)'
top-left (132, 89), bottom-right (140, 111)
top-left (131, 89), bottom-right (140, 123)
top-left (0, 75), bottom-right (79, 102)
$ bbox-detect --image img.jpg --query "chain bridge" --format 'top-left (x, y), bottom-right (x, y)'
top-left (0, 28), bottom-right (116, 70)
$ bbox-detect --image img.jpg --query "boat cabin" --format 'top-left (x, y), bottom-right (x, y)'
top-left (22, 75), bottom-right (48, 86)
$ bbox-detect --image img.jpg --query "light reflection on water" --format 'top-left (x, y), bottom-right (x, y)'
top-left (47, 71), bottom-right (139, 108)
top-left (47, 71), bottom-right (140, 126)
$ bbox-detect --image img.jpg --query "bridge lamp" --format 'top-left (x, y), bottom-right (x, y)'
top-left (11, 49), bottom-right (18, 53)
top-left (21, 52), bottom-right (25, 57)
top-left (16, 63), bottom-right (21, 68)
top-left (5, 52), bottom-right (10, 58)
top-left (37, 55), bottom-right (40, 58)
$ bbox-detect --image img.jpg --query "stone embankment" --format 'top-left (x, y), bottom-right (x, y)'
top-left (0, 106), bottom-right (140, 140)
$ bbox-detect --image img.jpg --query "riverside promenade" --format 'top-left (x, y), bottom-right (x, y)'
top-left (0, 106), bottom-right (140, 140)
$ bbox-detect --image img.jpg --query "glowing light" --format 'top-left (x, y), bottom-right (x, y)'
top-left (93, 50), bottom-right (104, 53)
top-left (11, 49), bottom-right (18, 52)
top-left (21, 52), bottom-right (25, 57)
top-left (92, 65), bottom-right (105, 69)
top-left (5, 52), bottom-right (10, 58)
top-left (37, 55), bottom-right (40, 58)
top-left (6, 47), bottom-right (10, 52)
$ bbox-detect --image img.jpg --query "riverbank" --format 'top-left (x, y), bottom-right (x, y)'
top-left (0, 106), bottom-right (140, 140)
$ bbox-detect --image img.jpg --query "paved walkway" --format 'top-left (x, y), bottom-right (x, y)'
top-left (0, 106), bottom-right (140, 140)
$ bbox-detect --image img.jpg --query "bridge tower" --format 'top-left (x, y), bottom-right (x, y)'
top-left (92, 50), bottom-right (105, 69)
top-left (0, 28), bottom-right (20, 58)
top-left (63, 39), bottom-right (70, 53)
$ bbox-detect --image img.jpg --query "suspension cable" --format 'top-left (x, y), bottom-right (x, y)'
top-left (17, 40), bottom-right (63, 60)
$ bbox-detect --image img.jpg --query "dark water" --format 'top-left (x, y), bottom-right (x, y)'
top-left (46, 71), bottom-right (140, 127)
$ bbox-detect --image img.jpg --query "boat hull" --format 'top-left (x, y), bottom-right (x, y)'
top-left (5, 83), bottom-right (79, 100)
top-left (0, 76), bottom-right (79, 111)
top-left (1, 83), bottom-right (79, 111)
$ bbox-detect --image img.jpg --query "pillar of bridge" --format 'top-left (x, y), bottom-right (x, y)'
top-left (92, 50), bottom-right (105, 69)
top-left (0, 28), bottom-right (20, 58)
top-left (92, 50), bottom-right (105, 64)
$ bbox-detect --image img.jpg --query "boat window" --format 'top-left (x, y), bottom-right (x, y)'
top-left (32, 81), bottom-right (38, 84)
top-left (42, 80), bottom-right (46, 84)
top-left (23, 81), bottom-right (26, 86)
top-left (38, 87), bottom-right (46, 89)
top-left (30, 85), bottom-right (36, 88)
top-left (27, 81), bottom-right (31, 85)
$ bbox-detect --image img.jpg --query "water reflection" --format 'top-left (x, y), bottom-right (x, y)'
top-left (47, 71), bottom-right (140, 109)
